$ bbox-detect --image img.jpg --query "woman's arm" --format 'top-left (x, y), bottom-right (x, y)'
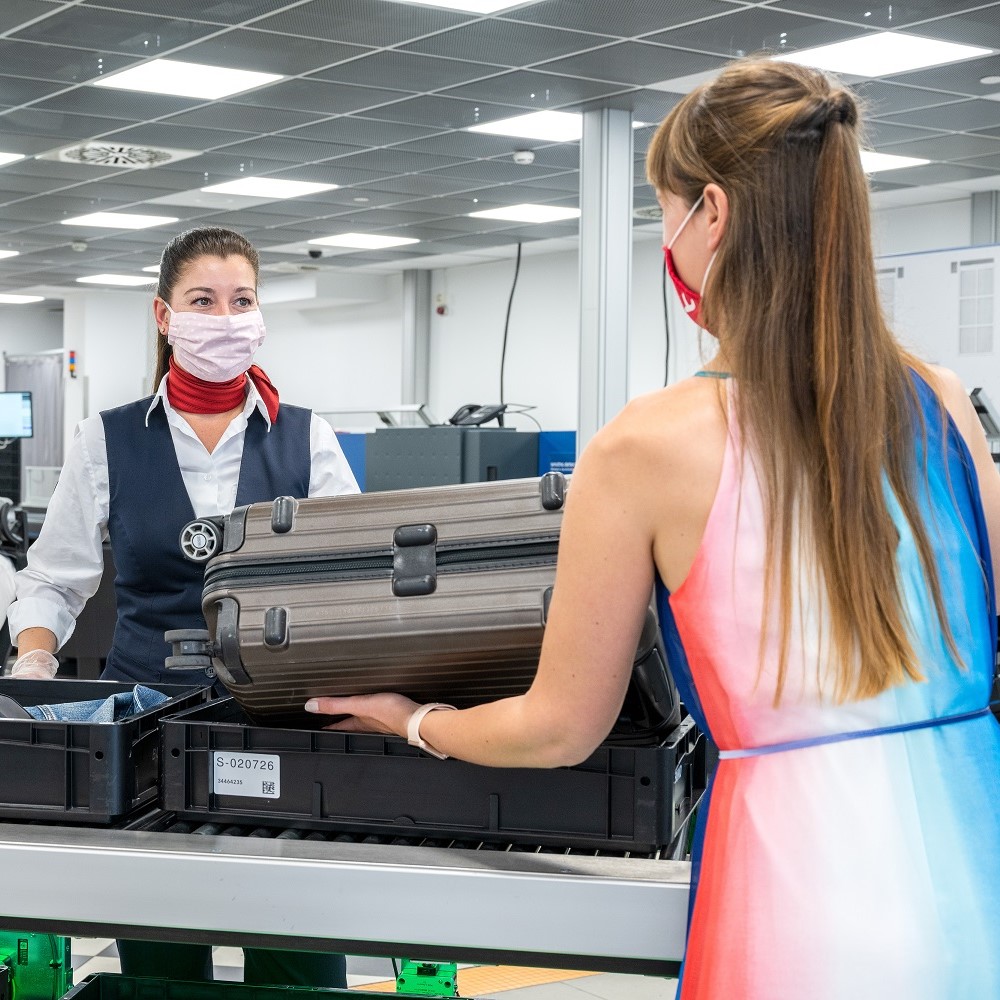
top-left (306, 404), bottom-right (666, 767)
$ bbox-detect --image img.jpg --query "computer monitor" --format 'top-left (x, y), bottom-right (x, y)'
top-left (970, 387), bottom-right (1000, 439)
top-left (0, 391), bottom-right (32, 439)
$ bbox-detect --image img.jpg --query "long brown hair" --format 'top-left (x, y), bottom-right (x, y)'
top-left (152, 227), bottom-right (260, 390)
top-left (647, 57), bottom-right (957, 702)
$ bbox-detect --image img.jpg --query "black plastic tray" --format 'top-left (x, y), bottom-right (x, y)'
top-left (161, 697), bottom-right (705, 851)
top-left (62, 974), bottom-right (397, 1000)
top-left (0, 678), bottom-right (210, 823)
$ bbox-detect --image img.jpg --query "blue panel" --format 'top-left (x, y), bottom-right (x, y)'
top-left (538, 430), bottom-right (576, 477)
top-left (335, 432), bottom-right (368, 492)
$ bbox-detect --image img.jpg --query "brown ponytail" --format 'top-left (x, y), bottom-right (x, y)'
top-left (647, 57), bottom-right (958, 703)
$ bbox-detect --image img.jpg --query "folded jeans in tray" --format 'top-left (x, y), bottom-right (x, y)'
top-left (25, 684), bottom-right (169, 722)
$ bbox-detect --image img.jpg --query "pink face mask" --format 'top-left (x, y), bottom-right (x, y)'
top-left (165, 305), bottom-right (266, 383)
top-left (662, 194), bottom-right (715, 331)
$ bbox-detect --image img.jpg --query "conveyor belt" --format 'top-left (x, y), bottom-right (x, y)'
top-left (0, 812), bottom-right (692, 976)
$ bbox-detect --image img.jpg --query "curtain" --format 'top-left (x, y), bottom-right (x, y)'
top-left (3, 352), bottom-right (64, 494)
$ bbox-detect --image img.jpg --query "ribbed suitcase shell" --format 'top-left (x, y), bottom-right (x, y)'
top-left (202, 476), bottom-right (567, 721)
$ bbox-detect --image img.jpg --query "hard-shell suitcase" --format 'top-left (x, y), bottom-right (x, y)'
top-left (169, 473), bottom-right (680, 743)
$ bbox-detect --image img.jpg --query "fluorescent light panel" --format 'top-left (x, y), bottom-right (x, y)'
top-left (381, 0), bottom-right (521, 10)
top-left (92, 58), bottom-right (282, 100)
top-left (77, 274), bottom-right (157, 286)
top-left (469, 111), bottom-right (583, 142)
top-left (860, 150), bottom-right (931, 173)
top-left (61, 212), bottom-right (178, 229)
top-left (0, 251), bottom-right (19, 260)
top-left (469, 204), bottom-right (581, 223)
top-left (142, 265), bottom-right (161, 273)
top-left (0, 153), bottom-right (24, 167)
top-left (776, 32), bottom-right (992, 77)
top-left (308, 233), bottom-right (420, 249)
top-left (0, 294), bottom-right (43, 304)
top-left (201, 177), bottom-right (337, 199)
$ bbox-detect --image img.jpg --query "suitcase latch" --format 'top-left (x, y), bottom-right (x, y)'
top-left (392, 524), bottom-right (438, 597)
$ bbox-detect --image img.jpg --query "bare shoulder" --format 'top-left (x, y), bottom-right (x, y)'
top-left (920, 363), bottom-right (975, 436)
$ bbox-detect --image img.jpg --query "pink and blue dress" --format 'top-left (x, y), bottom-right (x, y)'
top-left (656, 373), bottom-right (1000, 998)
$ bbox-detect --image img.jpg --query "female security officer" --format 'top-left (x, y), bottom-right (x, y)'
top-left (7, 226), bottom-right (357, 986)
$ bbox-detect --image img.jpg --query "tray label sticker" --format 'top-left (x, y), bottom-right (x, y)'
top-left (213, 752), bottom-right (281, 798)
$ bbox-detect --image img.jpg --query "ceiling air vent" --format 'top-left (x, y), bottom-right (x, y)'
top-left (633, 205), bottom-right (663, 221)
top-left (38, 142), bottom-right (200, 169)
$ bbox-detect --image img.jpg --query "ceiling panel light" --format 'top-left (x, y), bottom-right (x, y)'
top-left (469, 204), bottom-right (581, 223)
top-left (308, 233), bottom-right (420, 249)
top-left (92, 59), bottom-right (282, 100)
top-left (142, 265), bottom-right (160, 273)
top-left (0, 153), bottom-right (24, 167)
top-left (201, 178), bottom-right (337, 199)
top-left (0, 294), bottom-right (43, 304)
top-left (776, 32), bottom-right (991, 77)
top-left (469, 111), bottom-right (583, 142)
top-left (0, 251), bottom-right (19, 260)
top-left (859, 150), bottom-right (931, 172)
top-left (383, 0), bottom-right (522, 9)
top-left (76, 274), bottom-right (157, 286)
top-left (61, 212), bottom-right (178, 229)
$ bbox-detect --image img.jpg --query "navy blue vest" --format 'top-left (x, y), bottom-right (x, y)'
top-left (100, 398), bottom-right (312, 686)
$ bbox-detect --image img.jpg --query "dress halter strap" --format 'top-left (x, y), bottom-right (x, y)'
top-left (718, 706), bottom-right (990, 760)
top-left (694, 370), bottom-right (732, 379)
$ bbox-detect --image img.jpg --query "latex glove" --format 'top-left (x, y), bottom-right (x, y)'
top-left (10, 649), bottom-right (58, 680)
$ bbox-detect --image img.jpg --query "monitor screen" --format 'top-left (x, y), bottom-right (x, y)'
top-left (971, 387), bottom-right (1000, 439)
top-left (0, 391), bottom-right (32, 439)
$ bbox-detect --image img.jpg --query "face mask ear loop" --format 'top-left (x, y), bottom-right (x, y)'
top-left (666, 192), bottom-right (705, 250)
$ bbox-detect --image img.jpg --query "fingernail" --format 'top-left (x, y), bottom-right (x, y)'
top-left (304, 700), bottom-right (319, 713)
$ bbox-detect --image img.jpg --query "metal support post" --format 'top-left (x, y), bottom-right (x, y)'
top-left (577, 107), bottom-right (634, 454)
top-left (402, 270), bottom-right (431, 408)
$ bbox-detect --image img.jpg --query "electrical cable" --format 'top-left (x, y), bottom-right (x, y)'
top-left (502, 403), bottom-right (543, 432)
top-left (662, 255), bottom-right (671, 387)
top-left (498, 242), bottom-right (524, 426)
top-left (391, 958), bottom-right (399, 979)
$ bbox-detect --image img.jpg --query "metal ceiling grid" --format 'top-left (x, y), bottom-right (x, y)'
top-left (0, 0), bottom-right (990, 291)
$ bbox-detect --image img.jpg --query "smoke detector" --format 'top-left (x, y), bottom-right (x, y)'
top-left (263, 261), bottom-right (323, 274)
top-left (38, 142), bottom-right (200, 169)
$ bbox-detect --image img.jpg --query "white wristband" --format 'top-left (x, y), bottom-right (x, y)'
top-left (406, 703), bottom-right (457, 759)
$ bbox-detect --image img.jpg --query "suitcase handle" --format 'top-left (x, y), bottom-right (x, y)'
top-left (392, 524), bottom-right (438, 597)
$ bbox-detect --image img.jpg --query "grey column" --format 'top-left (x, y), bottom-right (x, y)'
top-left (971, 191), bottom-right (1000, 246)
top-left (401, 270), bottom-right (430, 406)
top-left (577, 107), bottom-right (634, 454)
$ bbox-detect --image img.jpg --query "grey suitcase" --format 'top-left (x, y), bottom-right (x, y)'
top-left (169, 473), bottom-right (680, 742)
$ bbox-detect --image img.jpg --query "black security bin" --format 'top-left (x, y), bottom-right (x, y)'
top-left (161, 697), bottom-right (705, 852)
top-left (0, 678), bottom-right (210, 823)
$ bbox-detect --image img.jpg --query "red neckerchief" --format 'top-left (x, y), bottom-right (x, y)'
top-left (166, 356), bottom-right (279, 423)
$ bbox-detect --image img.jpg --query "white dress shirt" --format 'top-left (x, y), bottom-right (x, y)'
top-left (0, 557), bottom-right (13, 629)
top-left (8, 377), bottom-right (359, 650)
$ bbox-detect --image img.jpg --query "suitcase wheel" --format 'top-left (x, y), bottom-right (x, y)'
top-left (179, 518), bottom-right (223, 563)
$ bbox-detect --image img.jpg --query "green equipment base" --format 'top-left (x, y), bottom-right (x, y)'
top-left (0, 933), bottom-right (71, 1000)
top-left (396, 960), bottom-right (458, 997)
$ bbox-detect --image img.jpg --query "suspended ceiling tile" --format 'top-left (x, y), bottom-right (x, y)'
top-left (762, 0), bottom-right (994, 29)
top-left (854, 81), bottom-right (972, 116)
top-left (885, 55), bottom-right (1000, 96)
top-left (308, 51), bottom-right (498, 93)
top-left (253, 0), bottom-right (472, 47)
top-left (364, 172), bottom-right (482, 196)
top-left (893, 5), bottom-right (1000, 47)
top-left (11, 7), bottom-right (221, 56)
top-left (165, 151), bottom-right (294, 178)
top-left (521, 143), bottom-right (579, 168)
top-left (426, 159), bottom-right (570, 185)
top-left (503, 0), bottom-right (750, 38)
top-left (647, 7), bottom-right (871, 57)
top-left (273, 163), bottom-right (396, 187)
top-left (883, 99), bottom-right (1000, 132)
top-left (0, 133), bottom-right (69, 156)
top-left (163, 103), bottom-right (325, 134)
top-left (1, 156), bottom-right (122, 181)
top-left (0, 41), bottom-right (137, 85)
top-left (33, 88), bottom-right (205, 121)
top-left (440, 70), bottom-right (629, 108)
top-left (228, 79), bottom-right (411, 115)
top-left (879, 131), bottom-right (1000, 158)
top-left (958, 150), bottom-right (1000, 170)
top-left (99, 122), bottom-right (243, 151)
top-left (286, 116), bottom-right (442, 147)
top-left (539, 42), bottom-right (723, 88)
top-left (864, 120), bottom-right (948, 145)
top-left (360, 94), bottom-right (528, 129)
top-left (0, 76), bottom-right (67, 107)
top-left (0, 1), bottom-right (62, 34)
top-left (868, 180), bottom-right (914, 192)
top-left (399, 19), bottom-right (608, 67)
top-left (399, 195), bottom-right (495, 216)
top-left (218, 135), bottom-right (362, 163)
top-left (79, 0), bottom-right (299, 23)
top-left (177, 29), bottom-right (373, 76)
top-left (394, 130), bottom-right (555, 158)
top-left (0, 107), bottom-right (139, 139)
top-left (324, 146), bottom-right (468, 173)
top-left (329, 207), bottom-right (452, 228)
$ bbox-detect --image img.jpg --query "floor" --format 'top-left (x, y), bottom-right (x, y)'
top-left (70, 939), bottom-right (679, 999)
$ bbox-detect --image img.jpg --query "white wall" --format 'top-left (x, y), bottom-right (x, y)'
top-left (872, 198), bottom-right (971, 257)
top-left (0, 304), bottom-right (63, 390)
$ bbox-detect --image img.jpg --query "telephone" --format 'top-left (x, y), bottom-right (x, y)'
top-left (448, 402), bottom-right (508, 426)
